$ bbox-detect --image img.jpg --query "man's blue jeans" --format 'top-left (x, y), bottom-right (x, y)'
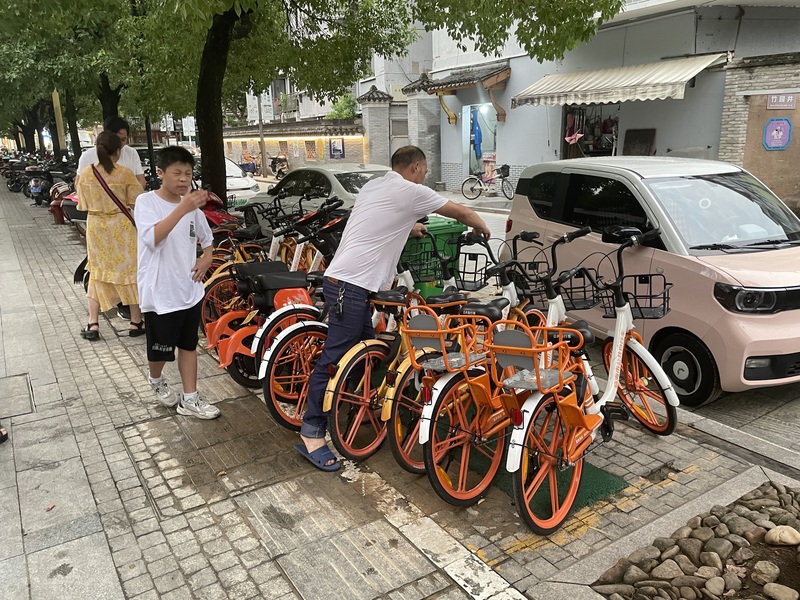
top-left (300, 278), bottom-right (375, 439)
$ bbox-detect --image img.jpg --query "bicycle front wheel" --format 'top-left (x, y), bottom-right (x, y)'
top-left (603, 338), bottom-right (676, 435)
top-left (461, 177), bottom-right (483, 200)
top-left (422, 371), bottom-right (506, 507)
top-left (262, 323), bottom-right (327, 431)
top-left (501, 178), bottom-right (514, 200)
top-left (512, 394), bottom-right (584, 535)
top-left (387, 353), bottom-right (440, 474)
top-left (201, 275), bottom-right (241, 334)
top-left (328, 344), bottom-right (389, 461)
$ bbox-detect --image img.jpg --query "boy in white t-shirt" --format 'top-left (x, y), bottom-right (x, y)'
top-left (134, 146), bottom-right (219, 419)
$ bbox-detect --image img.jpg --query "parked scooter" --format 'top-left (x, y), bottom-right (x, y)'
top-left (269, 154), bottom-right (288, 180)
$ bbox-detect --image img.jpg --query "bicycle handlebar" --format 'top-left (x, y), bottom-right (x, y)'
top-left (273, 196), bottom-right (345, 237)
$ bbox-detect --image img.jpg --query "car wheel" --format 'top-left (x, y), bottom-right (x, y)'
top-left (652, 332), bottom-right (721, 408)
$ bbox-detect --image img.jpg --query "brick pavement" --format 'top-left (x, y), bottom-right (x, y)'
top-left (0, 189), bottom-right (796, 600)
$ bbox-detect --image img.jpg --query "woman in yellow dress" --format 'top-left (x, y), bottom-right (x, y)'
top-left (77, 131), bottom-right (144, 340)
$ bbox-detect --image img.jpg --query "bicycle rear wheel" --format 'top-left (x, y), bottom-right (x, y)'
top-left (461, 176), bottom-right (483, 200)
top-left (328, 344), bottom-right (389, 461)
top-left (501, 178), bottom-right (514, 200)
top-left (603, 339), bottom-right (676, 435)
top-left (262, 323), bottom-right (327, 431)
top-left (201, 275), bottom-right (241, 334)
top-left (512, 394), bottom-right (584, 535)
top-left (422, 371), bottom-right (506, 507)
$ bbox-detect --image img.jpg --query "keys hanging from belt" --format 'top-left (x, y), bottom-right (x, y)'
top-left (334, 285), bottom-right (345, 318)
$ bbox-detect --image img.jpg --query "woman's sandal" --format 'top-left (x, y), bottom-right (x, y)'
top-left (0, 426), bottom-right (8, 445)
top-left (129, 321), bottom-right (146, 337)
top-left (81, 323), bottom-right (100, 341)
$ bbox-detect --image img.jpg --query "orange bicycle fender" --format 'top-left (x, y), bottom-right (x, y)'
top-left (273, 287), bottom-right (312, 309)
top-left (217, 324), bottom-right (258, 369)
top-left (205, 310), bottom-right (250, 350)
top-left (380, 351), bottom-right (424, 421)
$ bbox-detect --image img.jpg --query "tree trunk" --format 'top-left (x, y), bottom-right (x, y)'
top-left (196, 8), bottom-right (239, 206)
top-left (49, 120), bottom-right (62, 157)
top-left (12, 126), bottom-right (22, 151)
top-left (21, 112), bottom-right (38, 152)
top-left (97, 73), bottom-right (123, 120)
top-left (65, 89), bottom-right (82, 161)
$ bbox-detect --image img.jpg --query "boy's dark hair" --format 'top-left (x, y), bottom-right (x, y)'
top-left (157, 146), bottom-right (195, 170)
top-left (391, 145), bottom-right (426, 170)
top-left (103, 116), bottom-right (130, 135)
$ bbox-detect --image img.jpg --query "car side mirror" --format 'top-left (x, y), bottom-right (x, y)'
top-left (267, 184), bottom-right (275, 193)
top-left (602, 225), bottom-right (642, 244)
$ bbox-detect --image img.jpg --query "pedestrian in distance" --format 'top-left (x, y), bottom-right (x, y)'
top-left (295, 145), bottom-right (492, 471)
top-left (134, 146), bottom-right (220, 420)
top-left (76, 131), bottom-right (144, 340)
top-left (76, 116), bottom-right (146, 321)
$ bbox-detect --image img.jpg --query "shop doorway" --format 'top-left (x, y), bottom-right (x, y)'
top-left (561, 105), bottom-right (619, 158)
top-left (467, 104), bottom-right (497, 179)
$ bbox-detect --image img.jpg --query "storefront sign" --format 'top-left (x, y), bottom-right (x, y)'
top-left (763, 118), bottom-right (792, 151)
top-left (767, 94), bottom-right (796, 110)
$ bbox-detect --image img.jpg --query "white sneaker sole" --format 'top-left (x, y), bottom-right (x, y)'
top-left (176, 404), bottom-right (220, 419)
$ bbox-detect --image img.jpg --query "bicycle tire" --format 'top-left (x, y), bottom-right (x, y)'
top-left (262, 322), bottom-right (327, 431)
top-left (422, 371), bottom-right (506, 507)
top-left (602, 338), bottom-right (677, 435)
top-left (328, 344), bottom-right (389, 461)
top-left (500, 178), bottom-right (514, 200)
top-left (461, 177), bottom-right (483, 200)
top-left (386, 352), bottom-right (441, 473)
top-left (512, 393), bottom-right (584, 535)
top-left (225, 333), bottom-right (259, 388)
top-left (201, 275), bottom-right (241, 334)
top-left (252, 307), bottom-right (320, 373)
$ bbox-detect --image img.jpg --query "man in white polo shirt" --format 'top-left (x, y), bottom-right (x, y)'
top-left (77, 116), bottom-right (146, 189)
top-left (294, 145), bottom-right (491, 471)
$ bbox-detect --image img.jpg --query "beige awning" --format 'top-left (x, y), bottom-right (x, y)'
top-left (512, 54), bottom-right (726, 107)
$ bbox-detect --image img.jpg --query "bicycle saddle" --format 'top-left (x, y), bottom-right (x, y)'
top-left (460, 297), bottom-right (511, 322)
top-left (546, 320), bottom-right (594, 347)
top-left (306, 270), bottom-right (325, 288)
top-left (425, 291), bottom-right (468, 306)
top-left (369, 287), bottom-right (407, 306)
top-left (232, 223), bottom-right (263, 240)
top-left (252, 271), bottom-right (310, 292)
top-left (234, 261), bottom-right (288, 280)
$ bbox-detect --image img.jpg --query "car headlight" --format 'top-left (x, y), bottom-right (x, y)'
top-left (713, 283), bottom-right (778, 313)
top-left (250, 182), bottom-right (259, 192)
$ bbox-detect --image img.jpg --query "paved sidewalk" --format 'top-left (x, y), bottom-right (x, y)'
top-left (1, 189), bottom-right (798, 600)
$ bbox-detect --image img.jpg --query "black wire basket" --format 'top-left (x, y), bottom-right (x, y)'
top-left (402, 248), bottom-right (441, 283)
top-left (456, 251), bottom-right (490, 291)
top-left (513, 260), bottom-right (550, 308)
top-left (498, 164), bottom-right (510, 178)
top-left (557, 267), bottom-right (604, 310)
top-left (602, 274), bottom-right (673, 319)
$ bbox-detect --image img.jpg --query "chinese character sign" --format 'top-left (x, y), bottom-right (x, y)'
top-left (767, 94), bottom-right (796, 110)
top-left (763, 118), bottom-right (792, 151)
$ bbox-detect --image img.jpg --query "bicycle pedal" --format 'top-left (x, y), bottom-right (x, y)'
top-left (603, 403), bottom-right (630, 421)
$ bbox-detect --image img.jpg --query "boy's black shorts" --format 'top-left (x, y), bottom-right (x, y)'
top-left (144, 302), bottom-right (202, 362)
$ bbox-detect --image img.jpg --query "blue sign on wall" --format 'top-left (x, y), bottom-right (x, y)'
top-left (763, 118), bottom-right (792, 151)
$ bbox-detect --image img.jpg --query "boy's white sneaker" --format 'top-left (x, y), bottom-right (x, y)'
top-left (151, 379), bottom-right (178, 407)
top-left (177, 394), bottom-right (220, 420)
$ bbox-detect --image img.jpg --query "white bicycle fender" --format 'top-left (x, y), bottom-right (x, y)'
top-left (626, 338), bottom-right (681, 407)
top-left (505, 392), bottom-right (542, 473)
top-left (258, 320), bottom-right (328, 380)
top-left (250, 304), bottom-right (320, 354)
top-left (417, 371), bottom-right (465, 445)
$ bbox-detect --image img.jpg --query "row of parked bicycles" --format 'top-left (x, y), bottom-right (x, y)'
top-left (199, 189), bottom-right (680, 535)
top-left (1, 153), bottom-right (77, 206)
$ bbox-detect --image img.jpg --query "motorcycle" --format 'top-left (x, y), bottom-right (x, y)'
top-left (270, 154), bottom-right (289, 180)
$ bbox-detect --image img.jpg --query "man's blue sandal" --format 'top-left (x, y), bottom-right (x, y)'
top-left (294, 444), bottom-right (340, 472)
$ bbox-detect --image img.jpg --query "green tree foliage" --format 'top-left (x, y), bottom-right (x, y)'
top-left (414, 0), bottom-right (625, 61)
top-left (324, 92), bottom-right (357, 120)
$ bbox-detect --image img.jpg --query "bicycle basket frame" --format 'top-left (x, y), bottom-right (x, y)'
top-left (558, 267), bottom-right (604, 310)
top-left (602, 273), bottom-right (673, 319)
top-left (456, 251), bottom-right (490, 291)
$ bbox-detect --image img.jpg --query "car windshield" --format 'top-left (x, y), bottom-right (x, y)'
top-left (334, 171), bottom-right (387, 194)
top-left (645, 172), bottom-right (800, 249)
